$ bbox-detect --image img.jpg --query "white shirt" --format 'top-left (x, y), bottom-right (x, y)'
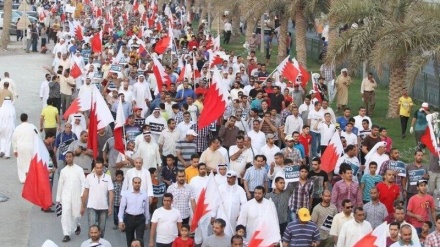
top-left (158, 128), bottom-right (180, 156)
top-left (246, 130), bottom-right (266, 152)
top-left (84, 173), bottom-right (114, 210)
top-left (134, 140), bottom-right (161, 169)
top-left (80, 238), bottom-right (112, 247)
top-left (308, 109), bottom-right (324, 133)
top-left (335, 154), bottom-right (360, 180)
top-left (237, 198), bottom-right (278, 239)
top-left (189, 175), bottom-right (209, 202)
top-left (336, 219), bottom-right (372, 247)
top-left (151, 207), bottom-right (182, 244)
top-left (329, 212), bottom-right (354, 238)
top-left (224, 22), bottom-right (232, 31)
top-left (176, 121), bottom-right (194, 140)
top-left (341, 131), bottom-right (358, 146)
top-left (284, 114), bottom-right (303, 135)
top-left (218, 183), bottom-right (247, 229)
top-left (229, 145), bottom-right (254, 175)
top-left (353, 115), bottom-right (372, 130)
top-left (259, 144), bottom-right (280, 166)
top-left (121, 167), bottom-right (154, 198)
top-left (318, 122), bottom-right (336, 145)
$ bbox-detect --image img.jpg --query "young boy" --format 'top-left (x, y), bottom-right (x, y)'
top-left (113, 170), bottom-right (124, 230)
top-left (149, 167), bottom-right (166, 214)
top-left (236, 225), bottom-right (248, 247)
top-left (172, 224), bottom-right (194, 247)
top-left (360, 161), bottom-right (382, 204)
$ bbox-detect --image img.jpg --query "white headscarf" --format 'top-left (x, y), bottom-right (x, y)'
top-left (341, 68), bottom-right (348, 74)
top-left (364, 141), bottom-right (389, 175)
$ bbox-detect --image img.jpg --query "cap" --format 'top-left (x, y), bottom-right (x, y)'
top-left (417, 179), bottom-right (428, 186)
top-left (192, 46), bottom-right (196, 49)
top-left (143, 131), bottom-right (151, 136)
top-left (285, 135), bottom-right (294, 141)
top-left (186, 129), bottom-right (198, 136)
top-left (422, 102), bottom-right (429, 108)
top-left (298, 208), bottom-right (311, 222)
top-left (134, 107), bottom-right (142, 111)
top-left (226, 170), bottom-right (238, 177)
top-left (154, 107), bottom-right (160, 111)
top-left (266, 133), bottom-right (275, 139)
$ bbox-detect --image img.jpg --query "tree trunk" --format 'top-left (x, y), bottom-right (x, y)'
top-left (295, 1), bottom-right (307, 67)
top-left (277, 15), bottom-right (288, 63)
top-left (387, 62), bottom-right (406, 118)
top-left (185, 0), bottom-right (192, 23)
top-left (231, 5), bottom-right (241, 38)
top-left (1, 0), bottom-right (13, 49)
top-left (326, 0), bottom-right (337, 65)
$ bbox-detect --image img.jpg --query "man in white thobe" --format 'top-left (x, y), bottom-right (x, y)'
top-left (12, 113), bottom-right (38, 183)
top-left (336, 207), bottom-right (372, 247)
top-left (218, 170), bottom-right (247, 230)
top-left (364, 141), bottom-right (389, 175)
top-left (0, 97), bottom-right (16, 159)
top-left (132, 75), bottom-right (152, 117)
top-left (189, 164), bottom-right (209, 202)
top-left (0, 72), bottom-right (18, 101)
top-left (133, 131), bottom-right (161, 169)
top-left (237, 186), bottom-right (277, 239)
top-left (56, 151), bottom-right (86, 242)
top-left (121, 156), bottom-right (154, 204)
top-left (40, 74), bottom-right (51, 108)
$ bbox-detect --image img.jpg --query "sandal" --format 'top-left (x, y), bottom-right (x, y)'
top-left (75, 226), bottom-right (81, 235)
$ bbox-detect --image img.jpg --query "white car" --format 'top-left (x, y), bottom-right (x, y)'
top-left (0, 11), bottom-right (21, 29)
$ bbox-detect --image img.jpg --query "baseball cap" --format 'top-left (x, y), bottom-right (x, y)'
top-left (134, 107), bottom-right (142, 111)
top-left (285, 135), bottom-right (294, 141)
top-left (266, 133), bottom-right (275, 139)
top-left (298, 208), bottom-right (311, 222)
top-left (226, 170), bottom-right (238, 177)
top-left (422, 102), bottom-right (429, 108)
top-left (417, 179), bottom-right (428, 186)
top-left (186, 129), bottom-right (198, 136)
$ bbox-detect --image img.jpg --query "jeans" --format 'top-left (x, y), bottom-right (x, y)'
top-left (400, 115), bottom-right (409, 135)
top-left (310, 131), bottom-right (321, 158)
top-left (88, 208), bottom-right (108, 237)
top-left (156, 243), bottom-right (172, 247)
top-left (32, 38), bottom-right (38, 51)
top-left (113, 205), bottom-right (120, 226)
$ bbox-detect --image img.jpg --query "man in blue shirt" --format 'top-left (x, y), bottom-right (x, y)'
top-left (55, 123), bottom-right (78, 173)
top-left (282, 208), bottom-right (320, 247)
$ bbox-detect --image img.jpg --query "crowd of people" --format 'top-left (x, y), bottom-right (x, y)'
top-left (1, 0), bottom-right (440, 247)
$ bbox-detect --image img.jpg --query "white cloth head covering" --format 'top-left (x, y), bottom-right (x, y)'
top-left (364, 141), bottom-right (389, 175)
top-left (41, 240), bottom-right (59, 247)
top-left (341, 68), bottom-right (348, 73)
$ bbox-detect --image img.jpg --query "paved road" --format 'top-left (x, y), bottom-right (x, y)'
top-left (0, 37), bottom-right (152, 247)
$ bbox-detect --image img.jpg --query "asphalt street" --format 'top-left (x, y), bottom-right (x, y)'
top-left (0, 37), bottom-right (150, 247)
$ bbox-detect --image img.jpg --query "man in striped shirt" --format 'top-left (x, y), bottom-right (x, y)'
top-left (175, 130), bottom-right (198, 169)
top-left (282, 208), bottom-right (320, 247)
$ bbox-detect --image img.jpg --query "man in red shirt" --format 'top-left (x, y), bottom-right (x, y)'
top-left (407, 179), bottom-right (436, 232)
top-left (298, 125), bottom-right (312, 165)
top-left (376, 169), bottom-right (400, 214)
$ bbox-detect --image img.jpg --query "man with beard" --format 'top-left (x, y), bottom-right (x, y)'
top-left (237, 186), bottom-right (277, 239)
top-left (311, 190), bottom-right (338, 247)
top-left (189, 163), bottom-right (209, 202)
top-left (218, 170), bottom-right (247, 230)
top-left (407, 180), bottom-right (436, 234)
top-left (379, 148), bottom-right (406, 197)
top-left (266, 177), bottom-right (295, 236)
top-left (80, 225), bottom-right (112, 247)
top-left (166, 170), bottom-right (196, 225)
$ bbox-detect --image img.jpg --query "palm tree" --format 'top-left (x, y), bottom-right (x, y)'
top-left (1, 0), bottom-right (13, 49)
top-left (325, 0), bottom-right (440, 118)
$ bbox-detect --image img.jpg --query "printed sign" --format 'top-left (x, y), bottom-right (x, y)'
top-left (119, 57), bottom-right (128, 65)
top-left (409, 169), bottom-right (426, 185)
top-left (209, 121), bottom-right (217, 132)
top-left (350, 163), bottom-right (360, 177)
top-left (153, 183), bottom-right (167, 196)
top-left (389, 161), bottom-right (406, 177)
top-left (125, 125), bottom-right (141, 142)
top-left (284, 165), bottom-right (300, 183)
top-left (110, 64), bottom-right (123, 73)
top-left (320, 215), bottom-right (334, 231)
top-left (134, 118), bottom-right (145, 126)
top-left (149, 122), bottom-right (165, 133)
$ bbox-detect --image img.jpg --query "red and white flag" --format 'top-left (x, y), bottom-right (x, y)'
top-left (421, 113), bottom-right (440, 156)
top-left (321, 130), bottom-right (344, 173)
top-left (198, 68), bottom-right (229, 129)
top-left (22, 135), bottom-right (52, 210)
top-left (88, 87), bottom-right (114, 158)
top-left (313, 82), bottom-right (323, 102)
top-left (114, 97), bottom-right (126, 155)
top-left (132, 0), bottom-right (139, 12)
top-left (91, 32), bottom-right (102, 53)
top-left (63, 89), bottom-right (92, 120)
top-left (276, 56), bottom-right (299, 83)
top-left (353, 222), bottom-right (387, 247)
top-left (70, 62), bottom-right (82, 79)
top-left (292, 58), bottom-right (310, 87)
top-left (74, 22), bottom-right (84, 41)
top-left (152, 55), bottom-right (172, 93)
top-left (208, 50), bottom-right (224, 68)
top-left (191, 173), bottom-right (220, 232)
top-left (154, 24), bottom-right (173, 54)
top-left (247, 199), bottom-right (280, 247)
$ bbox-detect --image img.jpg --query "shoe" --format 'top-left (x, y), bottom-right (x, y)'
top-left (0, 152), bottom-right (4, 158)
top-left (43, 208), bottom-right (54, 213)
top-left (4, 157), bottom-right (10, 159)
top-left (62, 236), bottom-right (70, 242)
top-left (112, 225), bottom-right (118, 230)
top-left (75, 226), bottom-right (81, 235)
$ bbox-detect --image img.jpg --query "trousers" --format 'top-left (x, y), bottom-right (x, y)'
top-left (124, 214), bottom-right (146, 247)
